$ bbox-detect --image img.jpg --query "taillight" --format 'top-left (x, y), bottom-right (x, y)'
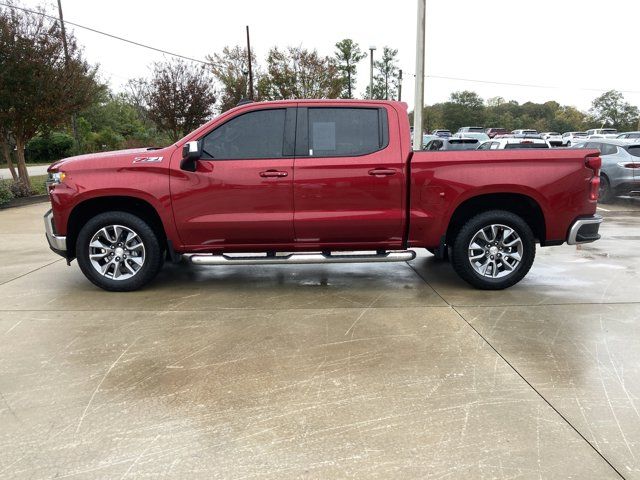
top-left (585, 155), bottom-right (601, 201)
top-left (617, 162), bottom-right (640, 169)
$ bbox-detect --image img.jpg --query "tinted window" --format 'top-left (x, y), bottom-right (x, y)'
top-left (308, 108), bottom-right (384, 156)
top-left (202, 109), bottom-right (286, 159)
top-left (600, 144), bottom-right (618, 155)
top-left (504, 143), bottom-right (549, 149)
top-left (626, 146), bottom-right (640, 157)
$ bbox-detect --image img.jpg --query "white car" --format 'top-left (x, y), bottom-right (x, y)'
top-left (511, 129), bottom-right (538, 136)
top-left (616, 131), bottom-right (640, 142)
top-left (585, 128), bottom-right (618, 139)
top-left (540, 132), bottom-right (563, 147)
top-left (477, 137), bottom-right (550, 150)
top-left (562, 131), bottom-right (587, 147)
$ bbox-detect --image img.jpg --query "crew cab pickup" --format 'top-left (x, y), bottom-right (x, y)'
top-left (45, 100), bottom-right (603, 291)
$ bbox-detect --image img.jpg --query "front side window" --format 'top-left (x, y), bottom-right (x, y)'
top-left (202, 109), bottom-right (286, 160)
top-left (308, 108), bottom-right (386, 157)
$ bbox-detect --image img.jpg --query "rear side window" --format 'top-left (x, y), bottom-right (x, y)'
top-left (202, 109), bottom-right (286, 160)
top-left (600, 144), bottom-right (618, 156)
top-left (626, 146), bottom-right (640, 157)
top-left (308, 108), bottom-right (387, 157)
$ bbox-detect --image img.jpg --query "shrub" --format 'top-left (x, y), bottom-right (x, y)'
top-left (9, 180), bottom-right (34, 198)
top-left (26, 132), bottom-right (74, 163)
top-left (0, 181), bottom-right (14, 207)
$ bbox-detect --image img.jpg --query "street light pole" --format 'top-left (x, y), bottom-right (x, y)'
top-left (57, 0), bottom-right (79, 147)
top-left (369, 46), bottom-right (376, 99)
top-left (412, 0), bottom-right (426, 151)
top-left (246, 26), bottom-right (254, 100)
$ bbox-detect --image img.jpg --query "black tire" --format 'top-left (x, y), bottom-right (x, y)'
top-left (598, 175), bottom-right (613, 204)
top-left (76, 211), bottom-right (163, 292)
top-left (450, 210), bottom-right (535, 290)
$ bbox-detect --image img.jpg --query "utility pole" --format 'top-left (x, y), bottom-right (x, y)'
top-left (398, 69), bottom-right (403, 101)
top-left (56, 0), bottom-right (79, 147)
top-left (412, 0), bottom-right (426, 151)
top-left (246, 26), bottom-right (254, 100)
top-left (369, 46), bottom-right (376, 99)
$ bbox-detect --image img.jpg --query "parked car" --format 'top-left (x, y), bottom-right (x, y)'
top-left (585, 128), bottom-right (618, 139)
top-left (477, 137), bottom-right (550, 150)
top-left (431, 129), bottom-right (452, 138)
top-left (616, 132), bottom-right (640, 141)
top-left (420, 134), bottom-right (439, 146)
top-left (540, 132), bottom-right (563, 147)
top-left (457, 126), bottom-right (485, 133)
top-left (424, 137), bottom-right (480, 151)
top-left (45, 99), bottom-right (603, 292)
top-left (562, 132), bottom-right (587, 147)
top-left (486, 128), bottom-right (509, 138)
top-left (573, 139), bottom-right (640, 202)
top-left (512, 129), bottom-right (538, 136)
top-left (453, 132), bottom-right (490, 142)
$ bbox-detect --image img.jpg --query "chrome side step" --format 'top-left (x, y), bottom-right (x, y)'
top-left (188, 250), bottom-right (416, 266)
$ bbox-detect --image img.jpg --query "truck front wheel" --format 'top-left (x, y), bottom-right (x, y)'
top-left (450, 210), bottom-right (535, 290)
top-left (76, 212), bottom-right (164, 291)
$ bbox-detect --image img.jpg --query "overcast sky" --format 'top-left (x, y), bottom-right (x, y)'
top-left (29, 0), bottom-right (640, 112)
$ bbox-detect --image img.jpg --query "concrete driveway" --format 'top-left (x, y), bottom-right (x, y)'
top-left (1, 200), bottom-right (639, 479)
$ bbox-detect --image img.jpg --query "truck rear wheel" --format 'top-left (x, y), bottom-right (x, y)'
top-left (76, 211), bottom-right (163, 291)
top-left (450, 210), bottom-right (535, 290)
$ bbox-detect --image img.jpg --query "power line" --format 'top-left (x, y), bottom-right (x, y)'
top-left (0, 1), bottom-right (211, 66)
top-left (404, 71), bottom-right (640, 95)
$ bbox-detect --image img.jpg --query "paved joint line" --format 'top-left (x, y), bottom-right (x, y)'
top-left (0, 259), bottom-right (63, 287)
top-left (451, 305), bottom-right (626, 480)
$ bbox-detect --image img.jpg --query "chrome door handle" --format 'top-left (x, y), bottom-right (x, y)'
top-left (368, 168), bottom-right (396, 176)
top-left (260, 170), bottom-right (288, 178)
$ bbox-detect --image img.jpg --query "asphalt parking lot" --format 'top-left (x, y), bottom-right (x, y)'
top-left (1, 199), bottom-right (640, 479)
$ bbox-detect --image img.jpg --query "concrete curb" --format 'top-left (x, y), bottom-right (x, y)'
top-left (0, 195), bottom-right (49, 210)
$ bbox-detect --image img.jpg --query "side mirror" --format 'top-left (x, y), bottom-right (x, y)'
top-left (180, 140), bottom-right (201, 172)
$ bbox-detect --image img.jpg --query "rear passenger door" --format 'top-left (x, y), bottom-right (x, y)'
top-left (293, 105), bottom-right (404, 247)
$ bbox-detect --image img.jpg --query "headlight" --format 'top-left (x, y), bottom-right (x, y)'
top-left (46, 171), bottom-right (66, 187)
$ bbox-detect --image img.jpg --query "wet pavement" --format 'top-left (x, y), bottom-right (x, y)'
top-left (1, 199), bottom-right (639, 479)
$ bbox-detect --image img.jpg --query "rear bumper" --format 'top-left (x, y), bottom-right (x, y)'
top-left (44, 209), bottom-right (67, 257)
top-left (567, 214), bottom-right (603, 245)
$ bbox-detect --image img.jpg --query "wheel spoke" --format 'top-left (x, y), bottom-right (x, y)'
top-left (468, 222), bottom-right (523, 279)
top-left (89, 224), bottom-right (145, 281)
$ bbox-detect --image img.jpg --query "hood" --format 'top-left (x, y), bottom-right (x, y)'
top-left (49, 147), bottom-right (171, 172)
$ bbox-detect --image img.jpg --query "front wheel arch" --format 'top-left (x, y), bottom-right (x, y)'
top-left (66, 196), bottom-right (167, 260)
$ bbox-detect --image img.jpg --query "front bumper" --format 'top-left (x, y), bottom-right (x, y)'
top-left (567, 214), bottom-right (603, 245)
top-left (44, 209), bottom-right (67, 256)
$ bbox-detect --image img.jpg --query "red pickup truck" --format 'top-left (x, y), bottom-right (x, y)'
top-left (45, 99), bottom-right (602, 291)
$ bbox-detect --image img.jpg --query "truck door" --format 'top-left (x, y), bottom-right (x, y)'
top-left (170, 107), bottom-right (296, 248)
top-left (293, 105), bottom-right (404, 247)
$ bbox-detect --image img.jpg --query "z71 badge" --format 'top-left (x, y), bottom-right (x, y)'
top-left (133, 156), bottom-right (163, 164)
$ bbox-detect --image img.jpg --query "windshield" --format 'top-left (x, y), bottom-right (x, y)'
top-left (602, 129), bottom-right (617, 134)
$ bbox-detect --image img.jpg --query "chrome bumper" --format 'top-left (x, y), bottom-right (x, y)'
top-left (567, 214), bottom-right (603, 245)
top-left (44, 209), bottom-right (67, 253)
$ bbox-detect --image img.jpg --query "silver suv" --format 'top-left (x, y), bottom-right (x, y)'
top-left (575, 139), bottom-right (640, 202)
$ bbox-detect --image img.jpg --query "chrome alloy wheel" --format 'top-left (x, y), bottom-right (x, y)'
top-left (467, 224), bottom-right (523, 279)
top-left (88, 225), bottom-right (146, 280)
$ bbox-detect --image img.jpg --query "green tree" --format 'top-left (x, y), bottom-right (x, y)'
top-left (208, 45), bottom-right (261, 113)
top-left (334, 39), bottom-right (366, 99)
top-left (139, 59), bottom-right (216, 141)
top-left (364, 46), bottom-right (399, 100)
top-left (0, 2), bottom-right (99, 187)
top-left (259, 47), bottom-right (342, 100)
top-left (589, 90), bottom-right (639, 131)
top-left (442, 90), bottom-right (485, 131)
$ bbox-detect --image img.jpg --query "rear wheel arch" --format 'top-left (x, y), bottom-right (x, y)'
top-left (66, 196), bottom-right (167, 260)
top-left (445, 193), bottom-right (546, 246)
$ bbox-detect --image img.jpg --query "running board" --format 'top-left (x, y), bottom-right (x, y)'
top-left (188, 250), bottom-right (416, 266)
